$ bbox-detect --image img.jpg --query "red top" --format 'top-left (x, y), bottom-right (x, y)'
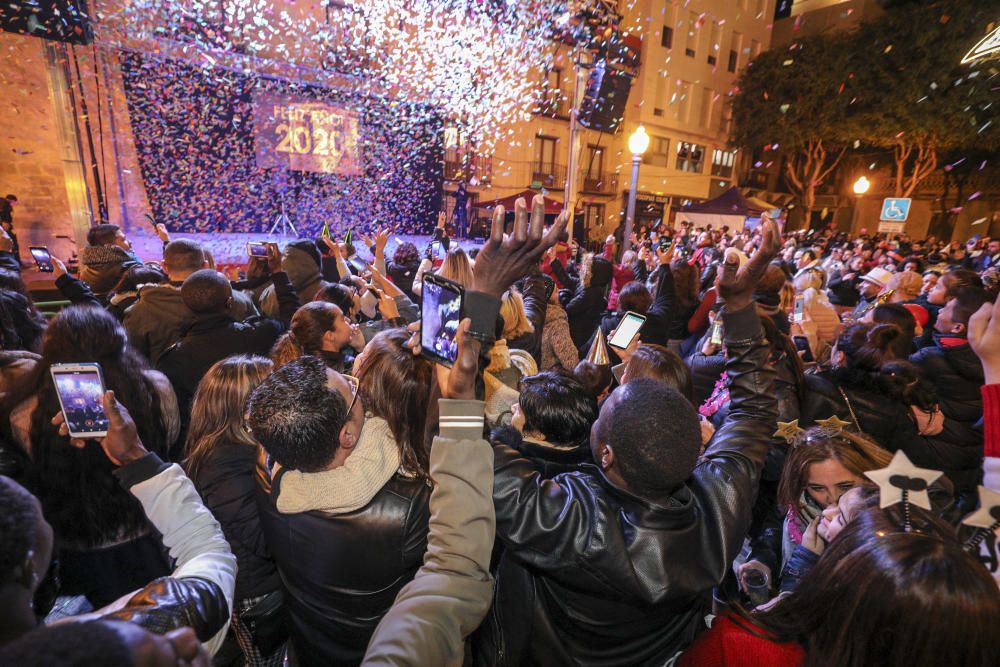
top-left (983, 383), bottom-right (1000, 459)
top-left (677, 616), bottom-right (804, 667)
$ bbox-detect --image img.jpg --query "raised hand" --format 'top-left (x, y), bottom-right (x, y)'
top-left (51, 390), bottom-right (148, 467)
top-left (51, 256), bottom-right (68, 278)
top-left (368, 263), bottom-right (402, 298)
top-left (472, 194), bottom-right (567, 298)
top-left (717, 214), bottom-right (780, 312)
top-left (969, 301), bottom-right (1000, 385)
top-left (155, 223), bottom-right (170, 243)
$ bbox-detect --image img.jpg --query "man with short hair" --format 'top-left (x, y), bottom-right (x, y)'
top-left (502, 370), bottom-right (597, 464)
top-left (251, 356), bottom-right (432, 666)
top-left (79, 223), bottom-right (142, 297)
top-left (474, 217), bottom-right (781, 666)
top-left (123, 238), bottom-right (256, 363)
top-left (910, 286), bottom-right (992, 504)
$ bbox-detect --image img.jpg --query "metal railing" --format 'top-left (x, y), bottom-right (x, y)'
top-left (579, 171), bottom-right (619, 194)
top-left (530, 163), bottom-right (567, 189)
top-left (444, 155), bottom-right (493, 183)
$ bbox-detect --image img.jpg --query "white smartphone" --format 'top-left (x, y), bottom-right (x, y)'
top-left (609, 311), bottom-right (646, 350)
top-left (50, 363), bottom-right (109, 438)
top-left (793, 295), bottom-right (805, 323)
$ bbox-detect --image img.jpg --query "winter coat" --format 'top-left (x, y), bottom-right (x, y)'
top-left (79, 245), bottom-right (141, 296)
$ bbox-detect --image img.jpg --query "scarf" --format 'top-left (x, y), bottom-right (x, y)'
top-left (275, 416), bottom-right (403, 515)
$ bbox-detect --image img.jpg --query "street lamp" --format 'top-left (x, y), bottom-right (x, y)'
top-left (622, 125), bottom-right (650, 254)
top-left (851, 176), bottom-right (871, 232)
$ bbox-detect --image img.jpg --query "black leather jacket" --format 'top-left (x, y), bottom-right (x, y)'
top-left (473, 304), bottom-right (777, 666)
top-left (256, 467), bottom-right (430, 667)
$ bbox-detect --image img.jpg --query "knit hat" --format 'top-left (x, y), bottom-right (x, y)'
top-left (286, 239), bottom-right (322, 269)
top-left (859, 267), bottom-right (893, 289)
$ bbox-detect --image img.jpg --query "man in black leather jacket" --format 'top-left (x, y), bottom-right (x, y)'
top-left (473, 219), bottom-right (781, 666)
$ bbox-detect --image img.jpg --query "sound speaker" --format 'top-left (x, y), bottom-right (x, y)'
top-left (578, 61), bottom-right (633, 133)
top-left (0, 1), bottom-right (93, 45)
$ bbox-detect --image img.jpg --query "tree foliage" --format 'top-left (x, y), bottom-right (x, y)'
top-left (731, 0), bottom-right (999, 203)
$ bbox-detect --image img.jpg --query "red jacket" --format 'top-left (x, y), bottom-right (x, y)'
top-left (678, 616), bottom-right (804, 667)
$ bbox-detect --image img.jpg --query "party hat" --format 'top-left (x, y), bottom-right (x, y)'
top-left (320, 220), bottom-right (332, 239)
top-left (586, 327), bottom-right (611, 366)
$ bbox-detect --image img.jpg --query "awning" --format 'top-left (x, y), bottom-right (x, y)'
top-left (473, 189), bottom-right (581, 215)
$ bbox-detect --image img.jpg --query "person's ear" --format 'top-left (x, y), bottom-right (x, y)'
top-left (14, 550), bottom-right (38, 590)
top-left (952, 322), bottom-right (966, 335)
top-left (339, 423), bottom-right (359, 451)
top-left (596, 443), bottom-right (615, 471)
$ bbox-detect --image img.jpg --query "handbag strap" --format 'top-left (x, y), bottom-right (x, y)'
top-left (837, 386), bottom-right (861, 431)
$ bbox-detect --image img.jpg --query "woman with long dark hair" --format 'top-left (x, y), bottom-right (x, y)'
top-left (680, 506), bottom-right (1000, 666)
top-left (184, 355), bottom-right (283, 666)
top-left (270, 301), bottom-right (361, 372)
top-left (2, 306), bottom-right (179, 607)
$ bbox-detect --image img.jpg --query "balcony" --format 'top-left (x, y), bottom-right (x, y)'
top-left (530, 164), bottom-right (567, 190)
top-left (444, 155), bottom-right (493, 184)
top-left (580, 171), bottom-right (619, 195)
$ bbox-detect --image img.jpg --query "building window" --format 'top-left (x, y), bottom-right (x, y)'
top-left (676, 142), bottom-right (705, 173)
top-left (539, 68), bottom-right (563, 115)
top-left (585, 203), bottom-right (605, 231)
top-left (685, 11), bottom-right (699, 58)
top-left (536, 135), bottom-right (558, 173)
top-left (644, 136), bottom-right (670, 167)
top-left (711, 148), bottom-right (736, 178)
top-left (585, 145), bottom-right (605, 178)
top-left (729, 31), bottom-right (742, 72)
top-left (661, 25), bottom-right (673, 49)
top-left (708, 21), bottom-right (721, 66)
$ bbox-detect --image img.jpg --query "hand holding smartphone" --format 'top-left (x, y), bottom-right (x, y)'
top-left (30, 246), bottom-right (54, 273)
top-left (608, 311), bottom-right (646, 350)
top-left (421, 274), bottom-right (464, 366)
top-left (248, 241), bottom-right (269, 258)
top-left (793, 295), bottom-right (805, 323)
top-left (51, 363), bottom-right (109, 438)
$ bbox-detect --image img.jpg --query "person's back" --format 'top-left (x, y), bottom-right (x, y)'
top-left (258, 470), bottom-right (430, 666)
top-left (474, 229), bottom-right (780, 666)
top-left (157, 270), bottom-right (286, 428)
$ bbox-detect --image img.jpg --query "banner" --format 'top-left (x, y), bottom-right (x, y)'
top-left (253, 91), bottom-right (362, 175)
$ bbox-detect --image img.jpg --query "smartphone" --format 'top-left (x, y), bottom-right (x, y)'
top-left (248, 241), bottom-right (269, 258)
top-left (658, 236), bottom-right (672, 252)
top-left (50, 363), bottom-right (109, 438)
top-left (793, 295), bottom-right (805, 323)
top-left (430, 240), bottom-right (443, 260)
top-left (793, 335), bottom-right (815, 363)
top-left (421, 273), bottom-right (465, 366)
top-left (768, 207), bottom-right (783, 219)
top-left (710, 319), bottom-right (724, 346)
top-left (29, 246), bottom-right (54, 272)
top-left (608, 311), bottom-right (646, 350)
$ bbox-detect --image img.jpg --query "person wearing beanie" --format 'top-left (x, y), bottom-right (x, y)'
top-left (259, 239), bottom-right (326, 319)
top-left (887, 270), bottom-right (922, 304)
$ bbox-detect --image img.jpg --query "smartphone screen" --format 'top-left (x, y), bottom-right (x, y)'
top-left (658, 237), bottom-right (672, 252)
top-left (430, 241), bottom-right (443, 260)
top-left (793, 296), bottom-right (805, 323)
top-left (609, 311), bottom-right (646, 350)
top-left (30, 246), bottom-right (53, 272)
top-left (768, 207), bottom-right (783, 219)
top-left (248, 241), bottom-right (269, 258)
top-left (421, 275), bottom-right (464, 366)
top-left (710, 319), bottom-right (724, 345)
top-left (51, 364), bottom-right (109, 438)
top-left (793, 335), bottom-right (815, 362)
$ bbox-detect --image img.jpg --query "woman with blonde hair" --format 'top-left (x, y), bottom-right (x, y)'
top-left (412, 247), bottom-right (474, 297)
top-left (183, 355), bottom-right (284, 666)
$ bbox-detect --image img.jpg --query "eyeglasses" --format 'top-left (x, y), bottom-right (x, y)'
top-left (343, 373), bottom-right (360, 415)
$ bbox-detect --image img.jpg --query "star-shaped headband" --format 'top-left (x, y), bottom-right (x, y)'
top-left (961, 486), bottom-right (1000, 552)
top-left (864, 450), bottom-right (942, 533)
top-left (773, 415), bottom-right (854, 446)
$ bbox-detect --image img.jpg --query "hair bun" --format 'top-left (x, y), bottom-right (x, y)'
top-left (867, 323), bottom-right (901, 349)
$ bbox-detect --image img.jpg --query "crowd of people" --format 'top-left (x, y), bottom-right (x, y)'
top-left (1, 200), bottom-right (1000, 666)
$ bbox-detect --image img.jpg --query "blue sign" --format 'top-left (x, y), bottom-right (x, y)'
top-left (880, 198), bottom-right (912, 222)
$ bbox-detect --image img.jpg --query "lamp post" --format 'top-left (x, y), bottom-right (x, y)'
top-left (622, 125), bottom-right (650, 254)
top-left (850, 175), bottom-right (871, 234)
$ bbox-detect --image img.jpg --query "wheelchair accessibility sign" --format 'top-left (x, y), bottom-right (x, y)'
top-left (880, 198), bottom-right (912, 222)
